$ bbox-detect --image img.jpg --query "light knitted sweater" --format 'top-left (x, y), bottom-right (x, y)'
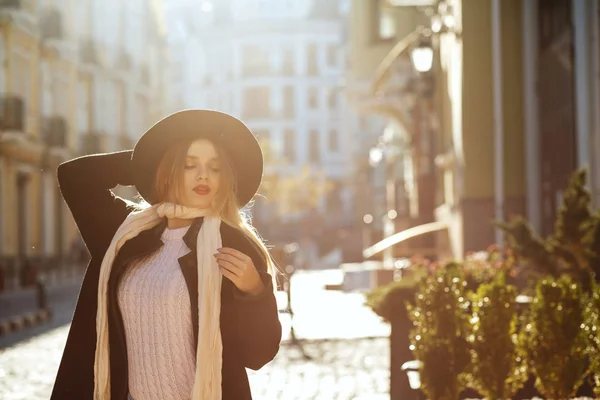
top-left (117, 225), bottom-right (196, 400)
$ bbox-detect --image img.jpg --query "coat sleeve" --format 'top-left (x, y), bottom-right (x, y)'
top-left (57, 150), bottom-right (136, 259)
top-left (51, 151), bottom-right (136, 399)
top-left (230, 232), bottom-right (282, 370)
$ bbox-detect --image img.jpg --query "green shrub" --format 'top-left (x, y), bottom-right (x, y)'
top-left (517, 275), bottom-right (588, 399)
top-left (365, 266), bottom-right (427, 322)
top-left (583, 282), bottom-right (600, 398)
top-left (465, 273), bottom-right (527, 399)
top-left (408, 263), bottom-right (471, 400)
top-left (499, 169), bottom-right (600, 291)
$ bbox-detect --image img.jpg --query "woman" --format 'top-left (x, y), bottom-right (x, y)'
top-left (51, 110), bottom-right (282, 400)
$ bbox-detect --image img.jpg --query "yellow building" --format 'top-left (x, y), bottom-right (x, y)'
top-left (349, 0), bottom-right (600, 260)
top-left (0, 0), bottom-right (168, 291)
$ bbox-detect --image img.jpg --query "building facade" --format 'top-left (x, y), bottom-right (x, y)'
top-left (350, 0), bottom-right (600, 260)
top-left (165, 0), bottom-right (358, 254)
top-left (0, 0), bottom-right (168, 291)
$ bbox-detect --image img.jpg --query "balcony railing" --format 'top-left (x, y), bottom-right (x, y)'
top-left (0, 95), bottom-right (25, 132)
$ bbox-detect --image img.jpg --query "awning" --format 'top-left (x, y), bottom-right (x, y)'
top-left (363, 220), bottom-right (449, 259)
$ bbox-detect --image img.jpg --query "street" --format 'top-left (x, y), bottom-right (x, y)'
top-left (0, 270), bottom-right (391, 399)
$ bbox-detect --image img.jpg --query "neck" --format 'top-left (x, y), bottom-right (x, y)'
top-left (166, 218), bottom-right (194, 230)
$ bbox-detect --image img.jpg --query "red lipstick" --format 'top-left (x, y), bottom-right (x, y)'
top-left (193, 184), bottom-right (211, 195)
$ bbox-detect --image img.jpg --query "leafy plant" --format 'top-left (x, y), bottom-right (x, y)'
top-left (498, 168), bottom-right (600, 292)
top-left (496, 216), bottom-right (559, 279)
top-left (583, 281), bottom-right (600, 398)
top-left (408, 263), bottom-right (471, 400)
top-left (517, 275), bottom-right (588, 399)
top-left (549, 169), bottom-right (596, 290)
top-left (364, 266), bottom-right (427, 322)
top-left (466, 273), bottom-right (527, 399)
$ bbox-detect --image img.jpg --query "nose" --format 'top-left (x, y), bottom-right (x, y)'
top-left (196, 165), bottom-right (208, 181)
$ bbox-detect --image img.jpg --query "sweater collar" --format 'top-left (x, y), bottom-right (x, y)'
top-left (145, 217), bottom-right (204, 252)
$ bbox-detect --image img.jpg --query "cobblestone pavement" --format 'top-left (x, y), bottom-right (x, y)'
top-left (248, 338), bottom-right (389, 400)
top-left (0, 270), bottom-right (391, 399)
top-left (0, 326), bottom-right (389, 399)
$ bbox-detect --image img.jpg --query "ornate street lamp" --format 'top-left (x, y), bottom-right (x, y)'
top-left (409, 39), bottom-right (434, 73)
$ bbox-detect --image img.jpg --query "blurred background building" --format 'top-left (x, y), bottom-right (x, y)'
top-left (1, 0), bottom-right (599, 292)
top-left (351, 0), bottom-right (600, 268)
top-left (0, 0), bottom-right (168, 290)
top-left (164, 0), bottom-right (367, 266)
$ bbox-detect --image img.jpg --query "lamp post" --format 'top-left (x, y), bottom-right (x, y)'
top-left (369, 126), bottom-right (408, 269)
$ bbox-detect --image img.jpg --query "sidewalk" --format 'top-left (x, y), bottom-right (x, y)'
top-left (0, 277), bottom-right (81, 349)
top-left (278, 269), bottom-right (390, 341)
top-left (0, 269), bottom-right (392, 399)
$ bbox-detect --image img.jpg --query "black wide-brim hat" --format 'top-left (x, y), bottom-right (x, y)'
top-left (131, 109), bottom-right (263, 207)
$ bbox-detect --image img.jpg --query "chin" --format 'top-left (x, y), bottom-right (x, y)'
top-left (186, 199), bottom-right (213, 210)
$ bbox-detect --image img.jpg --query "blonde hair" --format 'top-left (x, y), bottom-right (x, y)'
top-left (151, 138), bottom-right (278, 287)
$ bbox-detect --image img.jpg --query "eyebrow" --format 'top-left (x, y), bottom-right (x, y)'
top-left (186, 155), bottom-right (220, 161)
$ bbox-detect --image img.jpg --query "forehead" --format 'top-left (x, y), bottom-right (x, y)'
top-left (186, 139), bottom-right (219, 159)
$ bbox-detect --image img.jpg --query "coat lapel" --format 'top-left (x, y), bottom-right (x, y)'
top-left (178, 217), bottom-right (236, 349)
top-left (179, 217), bottom-right (203, 348)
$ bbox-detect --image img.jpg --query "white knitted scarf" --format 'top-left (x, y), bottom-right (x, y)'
top-left (93, 202), bottom-right (223, 400)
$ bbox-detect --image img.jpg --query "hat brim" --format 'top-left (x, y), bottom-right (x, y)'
top-left (131, 109), bottom-right (263, 207)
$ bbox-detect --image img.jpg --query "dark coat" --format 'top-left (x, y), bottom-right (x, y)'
top-left (50, 150), bottom-right (282, 400)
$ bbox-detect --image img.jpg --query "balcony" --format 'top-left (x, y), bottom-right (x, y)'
top-left (0, 0), bottom-right (21, 8)
top-left (40, 6), bottom-right (63, 40)
top-left (0, 0), bottom-right (37, 36)
top-left (0, 95), bottom-right (25, 132)
top-left (79, 38), bottom-right (98, 65)
top-left (41, 116), bottom-right (67, 147)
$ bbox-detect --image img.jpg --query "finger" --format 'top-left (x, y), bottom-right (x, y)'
top-left (219, 265), bottom-right (239, 282)
top-left (217, 259), bottom-right (242, 277)
top-left (217, 247), bottom-right (250, 263)
top-left (214, 253), bottom-right (245, 269)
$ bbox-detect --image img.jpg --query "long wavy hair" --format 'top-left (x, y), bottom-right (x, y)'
top-left (147, 137), bottom-right (278, 286)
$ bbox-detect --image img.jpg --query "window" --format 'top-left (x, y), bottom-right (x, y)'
top-left (242, 44), bottom-right (271, 77)
top-left (327, 89), bottom-right (338, 110)
top-left (242, 87), bottom-right (271, 119)
top-left (374, 4), bottom-right (396, 41)
top-left (284, 128), bottom-right (295, 162)
top-left (307, 43), bottom-right (318, 75)
top-left (308, 130), bottom-right (320, 163)
top-left (13, 52), bottom-right (31, 125)
top-left (326, 44), bottom-right (337, 67)
top-left (282, 47), bottom-right (295, 75)
top-left (308, 87), bottom-right (319, 109)
top-left (53, 75), bottom-right (71, 119)
top-left (283, 86), bottom-right (294, 118)
top-left (329, 129), bottom-right (339, 152)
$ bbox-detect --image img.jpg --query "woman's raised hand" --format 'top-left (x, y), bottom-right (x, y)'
top-left (214, 247), bottom-right (265, 296)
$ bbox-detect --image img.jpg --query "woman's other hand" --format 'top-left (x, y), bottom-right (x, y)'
top-left (214, 247), bottom-right (265, 296)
